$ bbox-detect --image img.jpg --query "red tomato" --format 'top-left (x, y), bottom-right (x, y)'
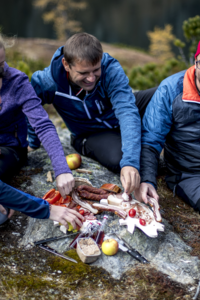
top-left (79, 209), bottom-right (85, 216)
top-left (128, 208), bottom-right (136, 218)
top-left (139, 218), bottom-right (146, 226)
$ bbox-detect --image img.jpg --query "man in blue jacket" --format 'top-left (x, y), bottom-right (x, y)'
top-left (135, 41), bottom-right (200, 212)
top-left (30, 33), bottom-right (155, 194)
top-left (0, 180), bottom-right (84, 227)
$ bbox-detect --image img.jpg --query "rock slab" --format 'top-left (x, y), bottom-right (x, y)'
top-left (19, 128), bottom-right (200, 285)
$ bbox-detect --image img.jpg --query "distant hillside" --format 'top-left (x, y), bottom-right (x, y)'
top-left (13, 38), bottom-right (160, 71)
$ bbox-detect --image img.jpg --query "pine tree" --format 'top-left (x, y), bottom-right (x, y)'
top-left (147, 24), bottom-right (175, 62)
top-left (34, 0), bottom-right (87, 40)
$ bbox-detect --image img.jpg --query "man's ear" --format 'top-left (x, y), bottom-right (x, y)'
top-left (62, 57), bottom-right (70, 72)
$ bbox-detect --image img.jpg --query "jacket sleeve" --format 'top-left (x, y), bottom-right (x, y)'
top-left (28, 66), bottom-right (59, 149)
top-left (103, 54), bottom-right (141, 171)
top-left (31, 65), bottom-right (57, 105)
top-left (0, 180), bottom-right (50, 219)
top-left (16, 73), bottom-right (71, 178)
top-left (140, 83), bottom-right (174, 188)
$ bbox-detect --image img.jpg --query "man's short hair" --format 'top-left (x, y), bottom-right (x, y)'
top-left (63, 33), bottom-right (103, 67)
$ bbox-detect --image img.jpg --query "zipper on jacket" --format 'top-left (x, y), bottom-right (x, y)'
top-left (95, 100), bottom-right (102, 114)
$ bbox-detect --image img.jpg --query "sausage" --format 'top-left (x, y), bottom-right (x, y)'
top-left (78, 190), bottom-right (111, 201)
top-left (77, 185), bottom-right (108, 195)
top-left (72, 191), bottom-right (98, 214)
top-left (68, 200), bottom-right (77, 209)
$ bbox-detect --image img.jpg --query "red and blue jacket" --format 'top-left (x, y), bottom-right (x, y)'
top-left (141, 66), bottom-right (200, 188)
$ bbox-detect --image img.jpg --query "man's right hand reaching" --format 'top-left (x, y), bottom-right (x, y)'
top-left (49, 205), bottom-right (85, 230)
top-left (134, 182), bottom-right (159, 204)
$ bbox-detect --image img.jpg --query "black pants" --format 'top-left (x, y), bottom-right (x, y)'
top-left (0, 146), bottom-right (27, 182)
top-left (166, 173), bottom-right (200, 212)
top-left (71, 87), bottom-right (157, 173)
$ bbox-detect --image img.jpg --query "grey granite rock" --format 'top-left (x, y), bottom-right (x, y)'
top-left (19, 128), bottom-right (200, 285)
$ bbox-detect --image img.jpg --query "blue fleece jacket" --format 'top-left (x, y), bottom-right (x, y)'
top-left (31, 48), bottom-right (141, 170)
top-left (0, 180), bottom-right (50, 219)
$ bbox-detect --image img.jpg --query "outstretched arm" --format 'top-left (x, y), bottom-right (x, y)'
top-left (103, 54), bottom-right (141, 193)
top-left (135, 77), bottom-right (178, 202)
top-left (0, 181), bottom-right (84, 228)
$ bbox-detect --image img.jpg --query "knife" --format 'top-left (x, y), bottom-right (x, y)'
top-left (38, 244), bottom-right (78, 263)
top-left (114, 233), bottom-right (149, 264)
top-left (34, 232), bottom-right (79, 246)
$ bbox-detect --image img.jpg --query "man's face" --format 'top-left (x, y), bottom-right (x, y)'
top-left (62, 58), bottom-right (101, 91)
top-left (0, 47), bottom-right (5, 78)
top-left (195, 54), bottom-right (200, 83)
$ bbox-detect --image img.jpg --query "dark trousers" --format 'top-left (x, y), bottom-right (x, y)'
top-left (166, 173), bottom-right (200, 212)
top-left (0, 146), bottom-right (27, 182)
top-left (71, 87), bottom-right (157, 173)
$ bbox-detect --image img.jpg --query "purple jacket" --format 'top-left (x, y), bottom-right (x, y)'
top-left (0, 62), bottom-right (71, 177)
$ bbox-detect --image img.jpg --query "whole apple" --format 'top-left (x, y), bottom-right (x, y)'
top-left (66, 153), bottom-right (82, 170)
top-left (102, 239), bottom-right (118, 256)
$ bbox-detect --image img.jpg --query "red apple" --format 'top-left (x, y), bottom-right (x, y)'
top-left (102, 239), bottom-right (118, 256)
top-left (66, 153), bottom-right (82, 170)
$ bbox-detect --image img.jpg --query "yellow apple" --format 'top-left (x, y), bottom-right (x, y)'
top-left (66, 153), bottom-right (82, 170)
top-left (102, 239), bottom-right (118, 256)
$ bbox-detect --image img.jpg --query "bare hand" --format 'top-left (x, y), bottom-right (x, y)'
top-left (0, 204), bottom-right (7, 215)
top-left (49, 205), bottom-right (84, 229)
top-left (120, 166), bottom-right (140, 194)
top-left (8, 209), bottom-right (15, 218)
top-left (56, 173), bottom-right (75, 198)
top-left (134, 182), bottom-right (159, 204)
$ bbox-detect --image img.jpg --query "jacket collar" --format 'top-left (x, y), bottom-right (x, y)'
top-left (182, 66), bottom-right (200, 103)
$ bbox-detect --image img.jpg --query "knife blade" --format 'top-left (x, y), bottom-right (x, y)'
top-left (34, 232), bottom-right (79, 246)
top-left (38, 244), bottom-right (78, 263)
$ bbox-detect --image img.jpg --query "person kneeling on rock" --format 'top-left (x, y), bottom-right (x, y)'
top-left (28, 32), bottom-right (156, 195)
top-left (0, 180), bottom-right (84, 227)
top-left (0, 35), bottom-right (84, 221)
top-left (135, 41), bottom-right (200, 212)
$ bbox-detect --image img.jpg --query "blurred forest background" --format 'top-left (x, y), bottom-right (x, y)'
top-left (1, 0), bottom-right (200, 90)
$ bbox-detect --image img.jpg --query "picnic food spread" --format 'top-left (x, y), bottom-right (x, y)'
top-left (39, 177), bottom-right (164, 264)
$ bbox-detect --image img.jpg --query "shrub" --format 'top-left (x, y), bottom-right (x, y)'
top-left (129, 59), bottom-right (187, 90)
top-left (6, 49), bottom-right (47, 80)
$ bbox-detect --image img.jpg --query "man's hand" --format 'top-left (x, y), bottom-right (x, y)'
top-left (8, 209), bottom-right (15, 218)
top-left (49, 206), bottom-right (85, 229)
top-left (0, 204), bottom-right (7, 215)
top-left (134, 182), bottom-right (159, 204)
top-left (0, 205), bottom-right (15, 219)
top-left (56, 173), bottom-right (75, 198)
top-left (120, 166), bottom-right (140, 194)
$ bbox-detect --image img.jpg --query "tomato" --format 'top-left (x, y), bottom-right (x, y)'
top-left (79, 209), bottom-right (85, 216)
top-left (139, 218), bottom-right (146, 226)
top-left (128, 208), bottom-right (136, 218)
